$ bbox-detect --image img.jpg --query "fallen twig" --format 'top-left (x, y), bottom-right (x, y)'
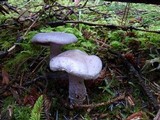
top-left (74, 93), bottom-right (125, 109)
top-left (48, 20), bottom-right (160, 34)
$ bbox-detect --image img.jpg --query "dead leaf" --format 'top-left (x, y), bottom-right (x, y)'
top-left (23, 87), bottom-right (39, 106)
top-left (126, 111), bottom-right (143, 120)
top-left (2, 68), bottom-right (10, 85)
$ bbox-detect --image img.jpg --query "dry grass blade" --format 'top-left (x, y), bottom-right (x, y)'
top-left (0, 4), bottom-right (9, 15)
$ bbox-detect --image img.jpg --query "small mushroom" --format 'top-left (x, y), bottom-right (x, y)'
top-left (31, 32), bottom-right (77, 59)
top-left (49, 49), bottom-right (102, 105)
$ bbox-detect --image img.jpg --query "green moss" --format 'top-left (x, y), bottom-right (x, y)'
top-left (13, 106), bottom-right (31, 120)
top-left (110, 41), bottom-right (124, 49)
top-left (108, 30), bottom-right (125, 42)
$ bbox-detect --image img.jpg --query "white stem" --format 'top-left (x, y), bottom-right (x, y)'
top-left (50, 43), bottom-right (62, 59)
top-left (68, 74), bottom-right (87, 105)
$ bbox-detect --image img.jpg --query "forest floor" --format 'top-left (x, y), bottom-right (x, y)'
top-left (0, 0), bottom-right (160, 119)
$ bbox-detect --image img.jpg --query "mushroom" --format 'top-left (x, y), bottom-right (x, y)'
top-left (31, 32), bottom-right (78, 59)
top-left (49, 49), bottom-right (102, 105)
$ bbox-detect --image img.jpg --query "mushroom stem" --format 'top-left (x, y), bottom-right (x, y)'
top-left (68, 74), bottom-right (87, 105)
top-left (50, 43), bottom-right (62, 59)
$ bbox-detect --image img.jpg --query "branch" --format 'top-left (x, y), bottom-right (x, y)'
top-left (47, 20), bottom-right (160, 34)
top-left (74, 93), bottom-right (125, 109)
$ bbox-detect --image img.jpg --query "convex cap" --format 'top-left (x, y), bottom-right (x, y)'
top-left (31, 32), bottom-right (78, 45)
top-left (49, 49), bottom-right (102, 79)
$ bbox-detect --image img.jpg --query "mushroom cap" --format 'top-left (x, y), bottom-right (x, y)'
top-left (31, 32), bottom-right (77, 45)
top-left (49, 49), bottom-right (102, 79)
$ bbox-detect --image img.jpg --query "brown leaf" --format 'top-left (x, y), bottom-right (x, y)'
top-left (126, 111), bottom-right (143, 120)
top-left (2, 68), bottom-right (10, 85)
top-left (23, 88), bottom-right (39, 106)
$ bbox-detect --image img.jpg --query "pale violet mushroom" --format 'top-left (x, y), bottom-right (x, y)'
top-left (31, 32), bottom-right (77, 59)
top-left (49, 49), bottom-right (102, 105)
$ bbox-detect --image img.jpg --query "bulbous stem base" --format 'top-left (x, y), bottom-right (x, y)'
top-left (68, 74), bottom-right (87, 105)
